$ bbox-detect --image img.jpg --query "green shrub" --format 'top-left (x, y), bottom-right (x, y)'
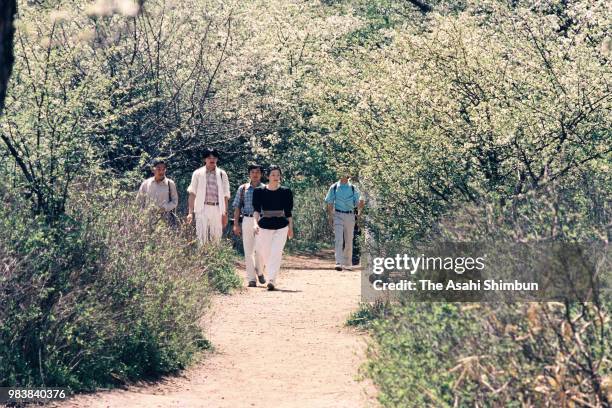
top-left (0, 191), bottom-right (238, 390)
top-left (346, 300), bottom-right (390, 329)
top-left (286, 185), bottom-right (333, 253)
top-left (364, 301), bottom-right (610, 407)
top-left (364, 303), bottom-right (476, 407)
top-left (204, 241), bottom-right (242, 294)
top-left (359, 170), bottom-right (610, 407)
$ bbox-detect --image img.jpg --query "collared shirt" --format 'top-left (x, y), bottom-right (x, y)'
top-left (137, 177), bottom-right (178, 212)
top-left (232, 182), bottom-right (265, 215)
top-left (324, 181), bottom-right (361, 212)
top-left (187, 166), bottom-right (231, 214)
top-left (205, 169), bottom-right (219, 203)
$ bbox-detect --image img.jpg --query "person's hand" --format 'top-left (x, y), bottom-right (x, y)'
top-left (254, 224), bottom-right (260, 235)
top-left (328, 217), bottom-right (333, 229)
top-left (222, 213), bottom-right (228, 228)
top-left (186, 213), bottom-right (194, 225)
top-left (233, 224), bottom-right (241, 236)
top-left (288, 227), bottom-right (294, 240)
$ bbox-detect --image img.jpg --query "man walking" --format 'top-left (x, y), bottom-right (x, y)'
top-left (232, 164), bottom-right (266, 287)
top-left (325, 175), bottom-right (365, 271)
top-left (137, 159), bottom-right (179, 226)
top-left (186, 148), bottom-right (231, 244)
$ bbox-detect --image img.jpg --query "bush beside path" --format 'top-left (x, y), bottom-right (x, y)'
top-left (54, 251), bottom-right (378, 408)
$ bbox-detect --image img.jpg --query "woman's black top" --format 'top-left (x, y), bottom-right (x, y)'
top-left (252, 186), bottom-right (293, 230)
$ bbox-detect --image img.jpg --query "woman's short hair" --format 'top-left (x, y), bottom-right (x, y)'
top-left (267, 165), bottom-right (282, 175)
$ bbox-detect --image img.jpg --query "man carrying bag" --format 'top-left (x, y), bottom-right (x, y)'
top-left (137, 158), bottom-right (179, 228)
top-left (325, 173), bottom-right (365, 271)
top-left (232, 163), bottom-right (266, 287)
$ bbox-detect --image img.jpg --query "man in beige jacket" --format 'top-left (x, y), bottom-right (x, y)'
top-left (186, 148), bottom-right (231, 244)
top-left (137, 159), bottom-right (179, 226)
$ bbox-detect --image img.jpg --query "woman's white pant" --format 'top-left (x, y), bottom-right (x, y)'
top-left (256, 226), bottom-right (288, 283)
top-left (195, 205), bottom-right (223, 244)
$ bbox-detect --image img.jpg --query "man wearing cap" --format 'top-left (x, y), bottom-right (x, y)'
top-left (325, 175), bottom-right (365, 271)
top-left (232, 163), bottom-right (266, 287)
top-left (137, 159), bottom-right (179, 226)
top-left (186, 148), bottom-right (231, 244)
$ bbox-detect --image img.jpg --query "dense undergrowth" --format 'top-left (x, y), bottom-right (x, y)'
top-left (0, 191), bottom-right (239, 390)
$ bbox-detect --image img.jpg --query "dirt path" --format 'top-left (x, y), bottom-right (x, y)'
top-left (56, 251), bottom-right (379, 408)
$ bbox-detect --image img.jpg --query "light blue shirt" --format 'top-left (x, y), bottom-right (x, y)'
top-left (324, 182), bottom-right (360, 212)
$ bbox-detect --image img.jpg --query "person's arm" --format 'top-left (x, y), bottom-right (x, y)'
top-left (324, 185), bottom-right (334, 228)
top-left (232, 186), bottom-right (242, 236)
top-left (222, 171), bottom-right (230, 227)
top-left (252, 188), bottom-right (262, 234)
top-left (187, 193), bottom-right (196, 224)
top-left (287, 216), bottom-right (294, 239)
top-left (354, 187), bottom-right (364, 210)
top-left (286, 189), bottom-right (294, 239)
top-left (186, 172), bottom-right (198, 224)
top-left (163, 180), bottom-right (179, 212)
top-left (233, 207), bottom-right (242, 235)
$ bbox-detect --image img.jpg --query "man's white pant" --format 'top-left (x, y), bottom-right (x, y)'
top-left (334, 211), bottom-right (355, 266)
top-left (241, 216), bottom-right (264, 281)
top-left (255, 226), bottom-right (288, 283)
top-left (195, 204), bottom-right (223, 244)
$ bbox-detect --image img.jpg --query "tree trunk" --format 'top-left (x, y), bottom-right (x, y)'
top-left (0, 0), bottom-right (17, 114)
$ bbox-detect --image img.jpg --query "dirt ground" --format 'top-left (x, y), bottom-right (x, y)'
top-left (53, 250), bottom-right (379, 408)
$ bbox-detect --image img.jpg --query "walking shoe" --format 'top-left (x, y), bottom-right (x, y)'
top-left (247, 281), bottom-right (257, 287)
top-left (335, 264), bottom-right (342, 271)
top-left (267, 282), bottom-right (275, 291)
top-left (343, 265), bottom-right (353, 271)
top-left (257, 274), bottom-right (266, 284)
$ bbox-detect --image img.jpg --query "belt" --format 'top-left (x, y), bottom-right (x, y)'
top-left (242, 213), bottom-right (254, 217)
top-left (335, 209), bottom-right (353, 214)
top-left (262, 210), bottom-right (285, 218)
top-left (205, 202), bottom-right (219, 206)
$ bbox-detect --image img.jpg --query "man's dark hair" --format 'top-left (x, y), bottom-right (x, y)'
top-left (151, 158), bottom-right (166, 167)
top-left (203, 147), bottom-right (220, 159)
top-left (267, 164), bottom-right (282, 175)
top-left (248, 163), bottom-right (263, 172)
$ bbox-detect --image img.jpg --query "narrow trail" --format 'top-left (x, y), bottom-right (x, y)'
top-left (56, 250), bottom-right (379, 408)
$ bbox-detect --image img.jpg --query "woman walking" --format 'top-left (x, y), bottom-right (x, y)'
top-left (253, 165), bottom-right (294, 290)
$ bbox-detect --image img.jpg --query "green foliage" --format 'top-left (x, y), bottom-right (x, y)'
top-left (0, 191), bottom-right (237, 390)
top-left (1, 0), bottom-right (610, 401)
top-left (304, 0), bottom-right (611, 245)
top-left (364, 301), bottom-right (610, 407)
top-left (204, 242), bottom-right (242, 294)
top-left (285, 185), bottom-right (333, 253)
top-left (365, 303), bottom-right (473, 407)
top-left (360, 169), bottom-right (611, 406)
top-left (320, 2), bottom-right (612, 406)
top-left (346, 300), bottom-right (389, 329)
